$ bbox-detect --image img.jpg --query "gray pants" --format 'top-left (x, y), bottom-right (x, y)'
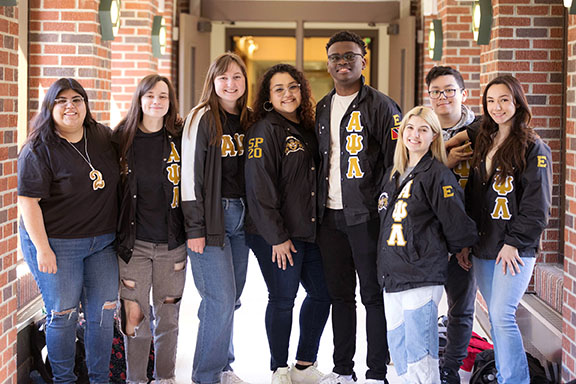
top-left (119, 240), bottom-right (187, 383)
top-left (442, 254), bottom-right (477, 371)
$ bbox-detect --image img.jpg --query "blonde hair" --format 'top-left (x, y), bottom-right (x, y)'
top-left (390, 106), bottom-right (447, 179)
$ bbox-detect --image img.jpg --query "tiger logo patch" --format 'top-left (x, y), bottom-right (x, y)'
top-left (285, 136), bottom-right (304, 155)
top-left (378, 192), bottom-right (389, 212)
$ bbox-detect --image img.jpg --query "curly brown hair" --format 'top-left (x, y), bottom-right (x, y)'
top-left (251, 64), bottom-right (315, 131)
top-left (471, 75), bottom-right (537, 183)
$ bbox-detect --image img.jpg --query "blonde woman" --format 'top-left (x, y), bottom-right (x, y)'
top-left (376, 106), bottom-right (477, 383)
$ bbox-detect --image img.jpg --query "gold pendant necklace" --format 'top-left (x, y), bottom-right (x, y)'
top-left (66, 128), bottom-right (106, 191)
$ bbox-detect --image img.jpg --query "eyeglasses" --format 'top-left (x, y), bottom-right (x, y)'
top-left (428, 89), bottom-right (460, 99)
top-left (327, 53), bottom-right (364, 64)
top-left (271, 84), bottom-right (301, 96)
top-left (54, 96), bottom-right (85, 107)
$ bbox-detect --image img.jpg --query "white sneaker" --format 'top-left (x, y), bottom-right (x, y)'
top-left (272, 367), bottom-right (293, 384)
top-left (364, 380), bottom-right (386, 384)
top-left (290, 362), bottom-right (324, 384)
top-left (319, 372), bottom-right (357, 384)
top-left (221, 370), bottom-right (250, 384)
top-left (151, 379), bottom-right (177, 384)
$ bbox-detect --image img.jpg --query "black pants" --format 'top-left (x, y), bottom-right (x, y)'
top-left (316, 209), bottom-right (389, 381)
top-left (443, 255), bottom-right (477, 371)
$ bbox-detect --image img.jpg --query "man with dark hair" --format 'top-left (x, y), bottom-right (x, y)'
top-left (315, 30), bottom-right (402, 384)
top-left (426, 65), bottom-right (480, 384)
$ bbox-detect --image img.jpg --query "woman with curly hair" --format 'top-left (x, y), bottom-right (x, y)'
top-left (245, 64), bottom-right (331, 384)
top-left (464, 75), bottom-right (552, 384)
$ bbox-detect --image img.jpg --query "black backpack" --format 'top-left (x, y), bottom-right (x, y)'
top-left (470, 349), bottom-right (555, 384)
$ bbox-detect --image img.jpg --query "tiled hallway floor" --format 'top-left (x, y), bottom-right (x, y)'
top-left (174, 255), bottom-right (483, 384)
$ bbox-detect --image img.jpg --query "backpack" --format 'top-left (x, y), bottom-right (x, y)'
top-left (461, 332), bottom-right (494, 372)
top-left (470, 349), bottom-right (555, 384)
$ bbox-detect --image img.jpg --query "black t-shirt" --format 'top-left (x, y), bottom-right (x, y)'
top-left (221, 113), bottom-right (245, 198)
top-left (18, 124), bottom-right (119, 238)
top-left (133, 128), bottom-right (168, 243)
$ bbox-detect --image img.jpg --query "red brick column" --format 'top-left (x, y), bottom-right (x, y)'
top-left (563, 12), bottom-right (576, 382)
top-left (0, 5), bottom-right (19, 384)
top-left (419, 1), bottom-right (482, 113)
top-left (110, 0), bottom-right (176, 126)
top-left (29, 0), bottom-right (112, 124)
top-left (479, 0), bottom-right (563, 263)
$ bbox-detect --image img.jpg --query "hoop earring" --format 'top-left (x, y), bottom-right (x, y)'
top-left (263, 101), bottom-right (274, 112)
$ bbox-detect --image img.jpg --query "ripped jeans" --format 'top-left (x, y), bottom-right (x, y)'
top-left (20, 227), bottom-right (118, 384)
top-left (118, 241), bottom-right (187, 383)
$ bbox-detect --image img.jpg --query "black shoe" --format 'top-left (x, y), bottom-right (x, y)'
top-left (440, 367), bottom-right (460, 384)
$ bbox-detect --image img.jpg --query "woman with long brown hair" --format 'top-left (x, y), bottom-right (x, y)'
top-left (113, 74), bottom-right (186, 384)
top-left (181, 52), bottom-right (251, 384)
top-left (464, 75), bottom-right (552, 384)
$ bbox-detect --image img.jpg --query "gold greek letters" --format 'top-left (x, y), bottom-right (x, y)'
top-left (90, 169), bottom-right (105, 190)
top-left (387, 223), bottom-right (407, 246)
top-left (398, 180), bottom-right (413, 199)
top-left (346, 157), bottom-right (364, 178)
top-left (171, 186), bottom-right (180, 209)
top-left (168, 142), bottom-right (180, 162)
top-left (346, 111), bottom-right (363, 132)
top-left (346, 133), bottom-right (363, 156)
top-left (443, 185), bottom-right (454, 198)
top-left (491, 197), bottom-right (511, 220)
top-left (537, 155), bottom-right (547, 168)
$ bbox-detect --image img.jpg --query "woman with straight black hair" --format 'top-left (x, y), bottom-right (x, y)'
top-left (18, 78), bottom-right (119, 384)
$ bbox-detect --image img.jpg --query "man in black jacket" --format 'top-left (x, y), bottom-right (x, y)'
top-left (426, 65), bottom-right (480, 384)
top-left (316, 31), bottom-right (402, 384)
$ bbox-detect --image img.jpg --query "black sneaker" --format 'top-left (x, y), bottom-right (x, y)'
top-left (440, 367), bottom-right (460, 384)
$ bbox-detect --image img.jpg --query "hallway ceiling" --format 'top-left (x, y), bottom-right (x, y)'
top-left (201, 1), bottom-right (401, 23)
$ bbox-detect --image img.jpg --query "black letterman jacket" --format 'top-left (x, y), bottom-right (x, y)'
top-left (113, 127), bottom-right (186, 263)
top-left (181, 107), bottom-right (227, 247)
top-left (244, 111), bottom-right (318, 245)
top-left (316, 77), bottom-right (402, 226)
top-left (465, 137), bottom-right (552, 259)
top-left (377, 152), bottom-right (478, 292)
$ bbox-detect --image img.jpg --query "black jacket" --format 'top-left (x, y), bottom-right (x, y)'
top-left (377, 152), bottom-right (478, 292)
top-left (245, 111), bottom-right (318, 245)
top-left (181, 107), bottom-right (245, 247)
top-left (113, 128), bottom-right (186, 263)
top-left (465, 138), bottom-right (552, 259)
top-left (316, 77), bottom-right (402, 226)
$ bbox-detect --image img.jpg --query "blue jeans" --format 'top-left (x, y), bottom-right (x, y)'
top-left (384, 285), bottom-right (443, 383)
top-left (246, 234), bottom-right (331, 371)
top-left (188, 198), bottom-right (249, 384)
top-left (20, 226), bottom-right (119, 384)
top-left (473, 254), bottom-right (536, 384)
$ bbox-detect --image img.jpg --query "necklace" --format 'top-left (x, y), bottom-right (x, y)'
top-left (65, 128), bottom-right (105, 190)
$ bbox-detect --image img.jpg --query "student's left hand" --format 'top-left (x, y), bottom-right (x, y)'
top-left (455, 247), bottom-right (472, 271)
top-left (446, 142), bottom-right (473, 169)
top-left (496, 244), bottom-right (524, 276)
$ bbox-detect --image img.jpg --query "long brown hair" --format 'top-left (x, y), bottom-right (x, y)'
top-left (251, 63), bottom-right (315, 131)
top-left (471, 75), bottom-right (537, 183)
top-left (115, 74), bottom-right (180, 172)
top-left (189, 52), bottom-right (250, 144)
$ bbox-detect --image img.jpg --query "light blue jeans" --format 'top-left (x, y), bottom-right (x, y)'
top-left (473, 254), bottom-right (536, 384)
top-left (188, 198), bottom-right (249, 384)
top-left (384, 285), bottom-right (443, 384)
top-left (20, 226), bottom-right (119, 384)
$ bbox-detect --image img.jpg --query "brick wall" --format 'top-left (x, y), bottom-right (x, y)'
top-left (419, 1), bottom-right (482, 114)
top-left (29, 0), bottom-right (112, 124)
top-left (563, 11), bottom-right (576, 382)
top-left (479, 0), bottom-right (563, 264)
top-left (110, 0), bottom-right (176, 127)
top-left (0, 4), bottom-right (19, 384)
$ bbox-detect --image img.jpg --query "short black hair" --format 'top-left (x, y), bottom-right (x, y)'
top-left (425, 66), bottom-right (465, 89)
top-left (326, 31), bottom-right (367, 56)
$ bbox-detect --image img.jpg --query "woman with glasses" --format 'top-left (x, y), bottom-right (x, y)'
top-left (18, 78), bottom-right (120, 383)
top-left (181, 52), bottom-right (251, 384)
top-left (245, 64), bottom-right (331, 384)
top-left (464, 75), bottom-right (552, 383)
top-left (113, 74), bottom-right (186, 384)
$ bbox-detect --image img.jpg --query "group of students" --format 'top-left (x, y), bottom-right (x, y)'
top-left (17, 29), bottom-right (552, 384)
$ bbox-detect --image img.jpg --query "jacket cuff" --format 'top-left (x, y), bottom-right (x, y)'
top-left (186, 228), bottom-right (206, 239)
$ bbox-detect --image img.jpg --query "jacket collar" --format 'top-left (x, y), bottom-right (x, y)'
top-left (392, 151), bottom-right (435, 182)
top-left (264, 110), bottom-right (305, 137)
